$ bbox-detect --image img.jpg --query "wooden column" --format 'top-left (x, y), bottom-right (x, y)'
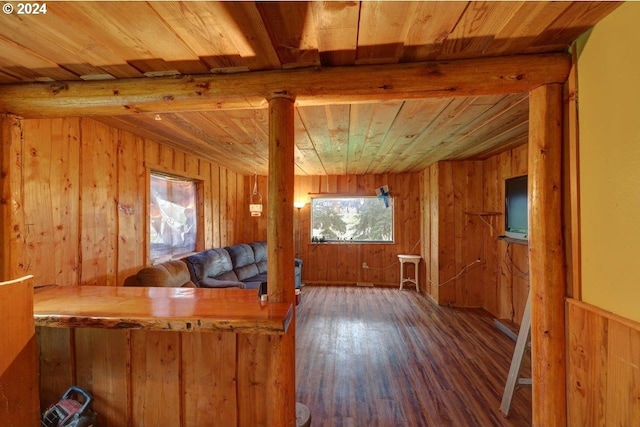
top-left (528, 84), bottom-right (567, 426)
top-left (266, 95), bottom-right (296, 426)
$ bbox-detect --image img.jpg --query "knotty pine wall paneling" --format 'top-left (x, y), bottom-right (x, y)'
top-left (75, 328), bottom-right (130, 426)
top-left (209, 163), bottom-right (220, 249)
top-left (81, 120), bottom-right (118, 286)
top-left (419, 168), bottom-right (432, 297)
top-left (219, 167), bottom-right (229, 246)
top-left (422, 147), bottom-right (529, 319)
top-left (567, 299), bottom-right (640, 426)
top-left (427, 161), bottom-right (485, 307)
top-left (481, 144), bottom-right (530, 324)
top-left (182, 332), bottom-right (238, 426)
top-left (117, 133), bottom-right (145, 287)
top-left (130, 330), bottom-right (181, 426)
top-left (13, 116), bottom-right (249, 287)
top-left (19, 118), bottom-right (82, 286)
top-left (481, 152), bottom-right (501, 317)
top-left (428, 163), bottom-right (440, 303)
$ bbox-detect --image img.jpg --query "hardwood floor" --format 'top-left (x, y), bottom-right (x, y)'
top-left (295, 286), bottom-right (532, 427)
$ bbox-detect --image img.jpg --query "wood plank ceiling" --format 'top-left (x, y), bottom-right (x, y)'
top-left (0, 1), bottom-right (620, 175)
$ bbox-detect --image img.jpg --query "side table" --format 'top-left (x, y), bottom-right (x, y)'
top-left (398, 254), bottom-right (421, 292)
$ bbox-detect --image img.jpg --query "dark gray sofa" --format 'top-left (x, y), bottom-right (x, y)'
top-left (128, 241), bottom-right (302, 290)
top-left (184, 242), bottom-right (302, 289)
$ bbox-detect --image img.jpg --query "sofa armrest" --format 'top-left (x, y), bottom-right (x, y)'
top-left (294, 258), bottom-right (303, 288)
top-left (135, 260), bottom-right (196, 288)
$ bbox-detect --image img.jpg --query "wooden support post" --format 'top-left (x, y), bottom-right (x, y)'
top-left (528, 84), bottom-right (567, 427)
top-left (266, 95), bottom-right (296, 426)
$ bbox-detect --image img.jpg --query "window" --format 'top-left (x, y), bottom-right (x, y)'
top-left (149, 172), bottom-right (198, 261)
top-left (310, 196), bottom-right (394, 243)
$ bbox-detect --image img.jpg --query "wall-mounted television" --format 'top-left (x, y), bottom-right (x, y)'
top-left (505, 175), bottom-right (528, 240)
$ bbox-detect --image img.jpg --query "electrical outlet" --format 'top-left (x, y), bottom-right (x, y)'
top-left (362, 262), bottom-right (369, 269)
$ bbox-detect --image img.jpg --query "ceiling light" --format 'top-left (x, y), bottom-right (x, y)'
top-left (210, 66), bottom-right (250, 74)
top-left (80, 74), bottom-right (116, 81)
top-left (154, 114), bottom-right (162, 121)
top-left (143, 70), bottom-right (180, 78)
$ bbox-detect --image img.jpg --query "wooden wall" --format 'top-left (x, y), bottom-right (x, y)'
top-left (3, 116), bottom-right (288, 426)
top-left (482, 144), bottom-right (530, 324)
top-left (425, 160), bottom-right (485, 307)
top-left (285, 173), bottom-right (422, 287)
top-left (567, 298), bottom-right (640, 426)
top-left (3, 113), bottom-right (534, 423)
top-left (421, 145), bottom-right (530, 324)
top-left (5, 117), bottom-right (247, 286)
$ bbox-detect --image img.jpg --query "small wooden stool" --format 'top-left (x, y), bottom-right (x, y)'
top-left (398, 254), bottom-right (421, 292)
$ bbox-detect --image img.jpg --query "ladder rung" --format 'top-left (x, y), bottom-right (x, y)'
top-left (499, 287), bottom-right (532, 417)
top-left (516, 378), bottom-right (532, 387)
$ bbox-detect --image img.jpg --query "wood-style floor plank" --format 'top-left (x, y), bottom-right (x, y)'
top-left (295, 286), bottom-right (531, 427)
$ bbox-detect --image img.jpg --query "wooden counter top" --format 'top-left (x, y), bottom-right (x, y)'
top-left (33, 285), bottom-right (293, 335)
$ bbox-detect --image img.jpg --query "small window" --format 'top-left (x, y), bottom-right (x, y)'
top-left (310, 196), bottom-right (394, 243)
top-left (150, 172), bottom-right (198, 261)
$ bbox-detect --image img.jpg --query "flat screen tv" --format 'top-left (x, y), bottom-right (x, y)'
top-left (505, 175), bottom-right (528, 240)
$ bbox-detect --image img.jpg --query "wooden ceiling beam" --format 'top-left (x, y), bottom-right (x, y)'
top-left (0, 53), bottom-right (570, 118)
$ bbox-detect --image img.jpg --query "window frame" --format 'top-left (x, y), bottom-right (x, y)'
top-left (147, 169), bottom-right (204, 264)
top-left (309, 195), bottom-right (395, 244)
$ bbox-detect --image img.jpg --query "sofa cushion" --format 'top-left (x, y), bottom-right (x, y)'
top-left (226, 243), bottom-right (262, 281)
top-left (226, 244), bottom-right (255, 268)
top-left (136, 260), bottom-right (195, 288)
top-left (250, 241), bottom-right (268, 273)
top-left (184, 248), bottom-right (235, 283)
top-left (235, 263), bottom-right (260, 282)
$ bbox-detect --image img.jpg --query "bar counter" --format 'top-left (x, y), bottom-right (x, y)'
top-left (33, 285), bottom-right (293, 335)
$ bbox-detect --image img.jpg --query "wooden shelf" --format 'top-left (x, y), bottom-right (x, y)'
top-left (497, 235), bottom-right (529, 246)
top-left (464, 211), bottom-right (502, 216)
top-left (33, 285), bottom-right (293, 335)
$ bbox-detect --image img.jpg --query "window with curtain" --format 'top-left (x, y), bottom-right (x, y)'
top-left (149, 172), bottom-right (198, 261)
top-left (310, 196), bottom-right (394, 243)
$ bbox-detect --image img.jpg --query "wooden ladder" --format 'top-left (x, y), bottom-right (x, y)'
top-left (500, 287), bottom-right (532, 416)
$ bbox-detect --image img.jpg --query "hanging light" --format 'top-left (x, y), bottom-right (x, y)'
top-left (250, 173), bottom-right (263, 217)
